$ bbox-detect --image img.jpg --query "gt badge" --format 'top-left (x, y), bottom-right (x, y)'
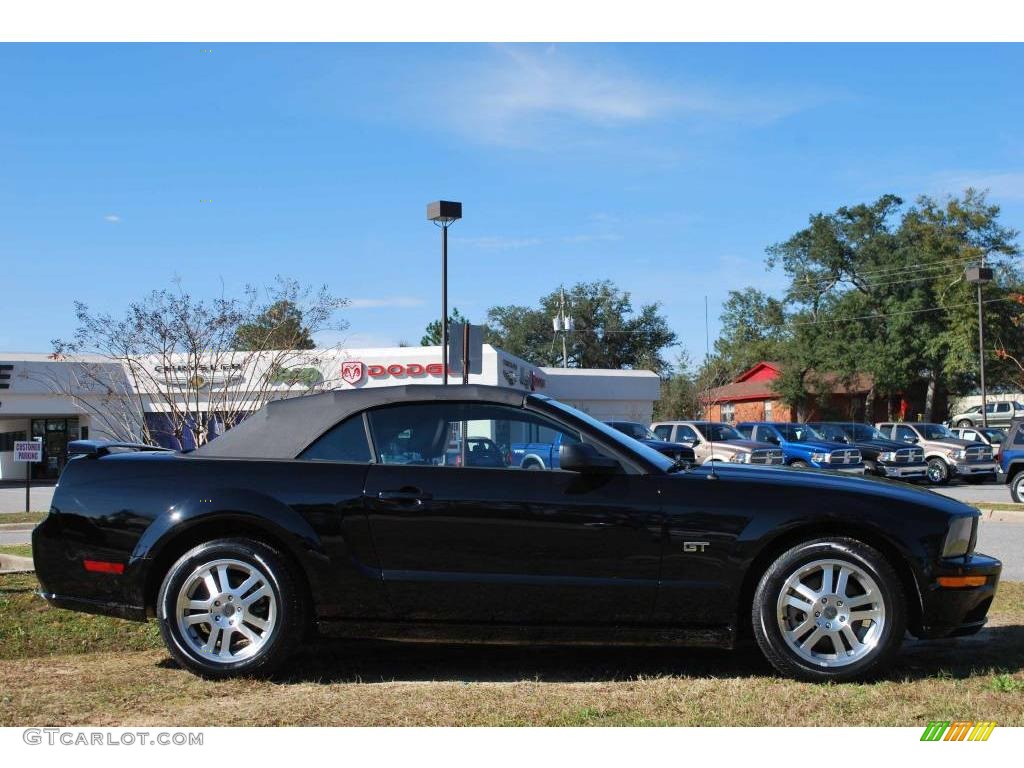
top-left (683, 541), bottom-right (710, 552)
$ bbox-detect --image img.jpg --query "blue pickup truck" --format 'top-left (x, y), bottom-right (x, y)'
top-left (736, 421), bottom-right (865, 474)
top-left (1000, 419), bottom-right (1024, 502)
top-left (511, 424), bottom-right (694, 469)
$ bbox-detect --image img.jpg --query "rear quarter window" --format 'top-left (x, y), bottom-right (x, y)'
top-left (299, 415), bottom-right (372, 462)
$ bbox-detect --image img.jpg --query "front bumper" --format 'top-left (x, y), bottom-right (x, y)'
top-left (951, 461), bottom-right (999, 477)
top-left (913, 553), bottom-right (1002, 639)
top-left (879, 463), bottom-right (928, 479)
top-left (831, 465), bottom-right (866, 475)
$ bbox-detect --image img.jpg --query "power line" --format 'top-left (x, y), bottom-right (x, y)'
top-left (788, 297), bottom-right (1017, 326)
top-left (791, 256), bottom-right (992, 293)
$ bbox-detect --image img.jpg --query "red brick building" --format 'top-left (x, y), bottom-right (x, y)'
top-left (704, 361), bottom-right (876, 423)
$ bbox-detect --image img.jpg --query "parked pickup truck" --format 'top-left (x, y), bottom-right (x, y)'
top-left (649, 420), bottom-right (784, 466)
top-left (808, 422), bottom-right (927, 481)
top-left (875, 422), bottom-right (997, 486)
top-left (735, 422), bottom-right (865, 474)
top-left (513, 425), bottom-right (694, 470)
top-left (999, 419), bottom-right (1024, 502)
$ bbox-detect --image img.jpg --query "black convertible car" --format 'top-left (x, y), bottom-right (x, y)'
top-left (34, 385), bottom-right (1000, 681)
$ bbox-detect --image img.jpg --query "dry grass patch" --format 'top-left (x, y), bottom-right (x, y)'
top-left (1, 575), bottom-right (1022, 726)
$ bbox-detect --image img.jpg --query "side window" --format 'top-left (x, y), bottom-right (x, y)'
top-left (300, 415), bottom-right (372, 462)
top-left (652, 425), bottom-right (672, 440)
top-left (895, 425), bottom-right (917, 443)
top-left (963, 430), bottom-right (978, 442)
top-left (676, 425), bottom-right (699, 442)
top-left (997, 402), bottom-right (1011, 413)
top-left (1015, 429), bottom-right (1024, 446)
top-left (366, 401), bottom-right (584, 470)
top-left (736, 424), bottom-right (753, 439)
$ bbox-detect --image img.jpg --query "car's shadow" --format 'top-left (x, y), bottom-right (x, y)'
top-left (198, 623), bottom-right (1023, 686)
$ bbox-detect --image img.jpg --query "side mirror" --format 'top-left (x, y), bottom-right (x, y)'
top-left (559, 442), bottom-right (620, 474)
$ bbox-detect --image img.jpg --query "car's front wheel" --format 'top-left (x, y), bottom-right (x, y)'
top-left (157, 538), bottom-right (306, 678)
top-left (790, 460), bottom-right (810, 469)
top-left (926, 458), bottom-right (950, 485)
top-left (957, 419), bottom-right (974, 428)
top-left (1011, 472), bottom-right (1024, 504)
top-left (752, 537), bottom-right (905, 682)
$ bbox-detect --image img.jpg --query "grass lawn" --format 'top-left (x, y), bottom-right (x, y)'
top-left (1, 573), bottom-right (1022, 726)
top-left (0, 544), bottom-right (33, 559)
top-left (0, 511), bottom-right (46, 526)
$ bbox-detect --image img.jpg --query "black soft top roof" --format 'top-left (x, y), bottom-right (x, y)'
top-left (193, 384), bottom-right (531, 459)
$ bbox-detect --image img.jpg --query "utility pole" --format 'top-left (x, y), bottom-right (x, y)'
top-left (967, 258), bottom-right (994, 427)
top-left (552, 287), bottom-right (574, 368)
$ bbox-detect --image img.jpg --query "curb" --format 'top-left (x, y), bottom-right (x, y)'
top-left (0, 554), bottom-right (34, 573)
top-left (975, 506), bottom-right (1024, 522)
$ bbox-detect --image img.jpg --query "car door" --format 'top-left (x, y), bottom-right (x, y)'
top-left (894, 424), bottom-right (919, 445)
top-left (995, 402), bottom-right (1012, 426)
top-left (362, 400), bottom-right (663, 625)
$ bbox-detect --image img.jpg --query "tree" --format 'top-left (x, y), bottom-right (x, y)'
top-left (652, 352), bottom-right (701, 421)
top-left (708, 289), bottom-right (789, 378)
top-left (486, 280), bottom-right (677, 373)
top-left (44, 277), bottom-right (348, 448)
top-left (421, 308), bottom-right (469, 346)
top-left (763, 190), bottom-right (1022, 420)
top-left (233, 299), bottom-right (315, 350)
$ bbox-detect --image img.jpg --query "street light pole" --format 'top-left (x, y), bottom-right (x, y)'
top-left (427, 201), bottom-right (463, 386)
top-left (441, 223), bottom-right (449, 385)
top-left (967, 259), bottom-right (994, 428)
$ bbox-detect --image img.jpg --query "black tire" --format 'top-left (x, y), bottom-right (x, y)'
top-left (956, 419), bottom-right (974, 428)
top-left (926, 458), bottom-right (950, 485)
top-left (790, 460), bottom-right (811, 469)
top-left (1010, 471), bottom-right (1024, 504)
top-left (752, 537), bottom-right (906, 682)
top-left (157, 538), bottom-right (307, 679)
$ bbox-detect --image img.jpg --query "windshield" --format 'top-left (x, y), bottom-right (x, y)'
top-left (920, 423), bottom-right (955, 440)
top-left (702, 423), bottom-right (744, 441)
top-left (608, 421), bottom-right (658, 441)
top-left (537, 397), bottom-right (674, 471)
top-left (775, 423), bottom-right (824, 442)
top-left (840, 423), bottom-right (887, 441)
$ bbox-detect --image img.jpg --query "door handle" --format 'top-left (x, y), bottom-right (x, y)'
top-left (376, 489), bottom-right (432, 506)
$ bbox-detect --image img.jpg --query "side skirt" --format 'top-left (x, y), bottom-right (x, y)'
top-left (316, 619), bottom-right (736, 648)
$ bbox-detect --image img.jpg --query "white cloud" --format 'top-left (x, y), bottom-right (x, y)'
top-left (348, 296), bottom-right (425, 309)
top-left (927, 171), bottom-right (1024, 202)
top-left (457, 236), bottom-right (544, 250)
top-left (103, 214), bottom-right (121, 223)
top-left (431, 46), bottom-right (827, 148)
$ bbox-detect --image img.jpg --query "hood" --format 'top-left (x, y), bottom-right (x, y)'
top-left (924, 438), bottom-right (983, 450)
top-left (642, 438), bottom-right (693, 453)
top-left (783, 438), bottom-right (856, 453)
top-left (714, 439), bottom-right (779, 454)
top-left (671, 462), bottom-right (978, 518)
top-left (849, 438), bottom-right (911, 452)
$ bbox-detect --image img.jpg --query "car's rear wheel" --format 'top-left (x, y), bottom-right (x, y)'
top-left (752, 537), bottom-right (905, 682)
top-left (926, 458), bottom-right (950, 485)
top-left (1011, 472), bottom-right (1024, 504)
top-left (157, 538), bottom-right (306, 678)
top-left (957, 419), bottom-right (974, 428)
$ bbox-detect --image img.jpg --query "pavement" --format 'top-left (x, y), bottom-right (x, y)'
top-left (0, 483), bottom-right (55, 513)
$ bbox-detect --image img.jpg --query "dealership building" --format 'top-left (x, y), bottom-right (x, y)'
top-left (0, 345), bottom-right (660, 480)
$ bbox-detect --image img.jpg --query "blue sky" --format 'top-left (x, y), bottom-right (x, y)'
top-left (2, 43), bottom-right (1023, 363)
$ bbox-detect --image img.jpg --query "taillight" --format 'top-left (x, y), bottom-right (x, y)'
top-left (83, 559), bottom-right (125, 575)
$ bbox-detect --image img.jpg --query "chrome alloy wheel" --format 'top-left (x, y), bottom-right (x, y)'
top-left (175, 558), bottom-right (277, 664)
top-left (776, 558), bottom-right (885, 668)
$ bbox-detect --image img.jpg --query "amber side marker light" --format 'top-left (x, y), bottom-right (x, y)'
top-left (83, 560), bottom-right (125, 575)
top-left (937, 576), bottom-right (987, 588)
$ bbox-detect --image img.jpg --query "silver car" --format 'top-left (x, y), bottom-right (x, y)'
top-left (949, 400), bottom-right (1024, 428)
